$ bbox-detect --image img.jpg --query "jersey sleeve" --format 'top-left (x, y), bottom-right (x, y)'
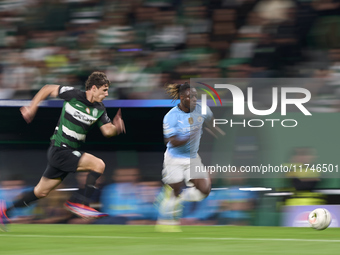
top-left (97, 108), bottom-right (111, 127)
top-left (203, 105), bottom-right (213, 123)
top-left (58, 86), bottom-right (80, 101)
top-left (163, 112), bottom-right (177, 139)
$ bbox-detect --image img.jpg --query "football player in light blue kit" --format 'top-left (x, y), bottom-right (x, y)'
top-left (156, 82), bottom-right (222, 231)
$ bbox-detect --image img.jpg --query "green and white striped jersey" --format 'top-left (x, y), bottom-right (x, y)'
top-left (51, 86), bottom-right (111, 149)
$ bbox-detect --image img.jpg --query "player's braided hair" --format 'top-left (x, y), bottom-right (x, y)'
top-left (165, 82), bottom-right (191, 100)
top-left (85, 71), bottom-right (110, 90)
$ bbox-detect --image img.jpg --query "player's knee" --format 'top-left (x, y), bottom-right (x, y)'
top-left (34, 188), bottom-right (49, 199)
top-left (195, 188), bottom-right (209, 201)
top-left (94, 159), bottom-right (105, 174)
top-left (201, 188), bottom-right (210, 197)
top-left (196, 186), bottom-right (210, 198)
top-left (38, 192), bottom-right (48, 199)
top-left (196, 180), bottom-right (211, 197)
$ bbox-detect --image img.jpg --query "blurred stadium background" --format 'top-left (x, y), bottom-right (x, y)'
top-left (1, 0), bottom-right (340, 228)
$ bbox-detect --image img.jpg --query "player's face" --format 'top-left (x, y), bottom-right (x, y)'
top-left (93, 84), bottom-right (109, 102)
top-left (182, 88), bottom-right (197, 111)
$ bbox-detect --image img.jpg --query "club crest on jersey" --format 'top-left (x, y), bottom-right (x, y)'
top-left (92, 108), bottom-right (98, 117)
top-left (188, 117), bottom-right (194, 124)
top-left (197, 116), bottom-right (203, 122)
top-left (86, 107), bottom-right (90, 114)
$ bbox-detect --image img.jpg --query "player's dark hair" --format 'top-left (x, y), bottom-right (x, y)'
top-left (85, 71), bottom-right (110, 90)
top-left (165, 82), bottom-right (190, 100)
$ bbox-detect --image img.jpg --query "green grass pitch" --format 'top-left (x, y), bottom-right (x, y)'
top-left (1, 224), bottom-right (340, 255)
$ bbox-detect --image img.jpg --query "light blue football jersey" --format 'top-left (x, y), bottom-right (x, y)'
top-left (163, 103), bottom-right (213, 158)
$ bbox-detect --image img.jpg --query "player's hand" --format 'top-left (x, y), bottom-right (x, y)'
top-left (20, 106), bottom-right (36, 123)
top-left (113, 108), bottom-right (126, 135)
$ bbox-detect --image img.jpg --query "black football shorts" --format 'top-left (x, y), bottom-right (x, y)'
top-left (43, 145), bottom-right (84, 180)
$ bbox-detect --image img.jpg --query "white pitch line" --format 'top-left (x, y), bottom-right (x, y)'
top-left (0, 234), bottom-right (340, 243)
top-left (0, 234), bottom-right (144, 239)
top-left (190, 237), bottom-right (340, 243)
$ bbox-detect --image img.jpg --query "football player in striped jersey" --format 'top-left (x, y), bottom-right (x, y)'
top-left (0, 72), bottom-right (125, 231)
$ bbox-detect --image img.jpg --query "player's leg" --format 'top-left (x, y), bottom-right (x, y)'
top-left (75, 152), bottom-right (105, 205)
top-left (155, 181), bottom-right (183, 232)
top-left (65, 153), bottom-right (108, 218)
top-left (180, 155), bottom-right (211, 202)
top-left (9, 177), bottom-right (61, 210)
top-left (77, 152), bottom-right (105, 173)
top-left (34, 177), bottom-right (63, 198)
top-left (156, 153), bottom-right (185, 232)
top-left (0, 200), bottom-right (9, 232)
top-left (158, 181), bottom-right (182, 217)
top-left (158, 153), bottom-right (185, 217)
top-left (0, 146), bottom-right (69, 231)
top-left (0, 177), bottom-right (61, 232)
top-left (180, 178), bottom-right (211, 202)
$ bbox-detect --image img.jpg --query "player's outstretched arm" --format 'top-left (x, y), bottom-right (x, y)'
top-left (100, 108), bottom-right (126, 138)
top-left (204, 119), bottom-right (226, 138)
top-left (20, 85), bottom-right (60, 123)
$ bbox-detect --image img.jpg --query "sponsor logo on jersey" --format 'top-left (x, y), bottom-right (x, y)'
top-left (74, 111), bottom-right (95, 124)
top-left (65, 102), bottom-right (97, 125)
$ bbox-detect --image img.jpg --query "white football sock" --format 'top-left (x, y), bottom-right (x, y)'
top-left (160, 194), bottom-right (181, 216)
top-left (180, 187), bottom-right (207, 202)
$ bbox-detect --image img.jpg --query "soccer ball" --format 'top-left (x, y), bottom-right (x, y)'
top-left (308, 208), bottom-right (332, 230)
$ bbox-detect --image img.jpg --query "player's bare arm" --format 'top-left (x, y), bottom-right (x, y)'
top-left (165, 135), bottom-right (189, 147)
top-left (204, 119), bottom-right (226, 138)
top-left (100, 108), bottom-right (126, 138)
top-left (20, 85), bottom-right (60, 123)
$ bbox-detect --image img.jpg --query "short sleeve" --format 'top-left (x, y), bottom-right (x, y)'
top-left (163, 112), bottom-right (177, 139)
top-left (58, 86), bottom-right (80, 101)
top-left (97, 109), bottom-right (111, 127)
top-left (203, 105), bottom-right (213, 123)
